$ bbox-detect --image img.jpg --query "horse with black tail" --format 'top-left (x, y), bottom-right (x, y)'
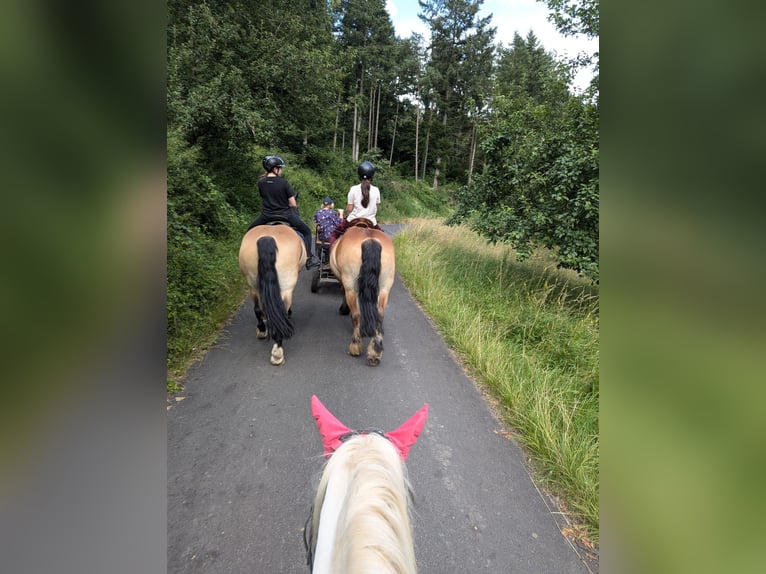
top-left (329, 223), bottom-right (395, 365)
top-left (238, 224), bottom-right (307, 365)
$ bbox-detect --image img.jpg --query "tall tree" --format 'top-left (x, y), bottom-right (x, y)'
top-left (418, 0), bottom-right (495, 187)
top-left (495, 31), bottom-right (570, 105)
top-left (333, 0), bottom-right (397, 161)
top-left (448, 1), bottom-right (599, 279)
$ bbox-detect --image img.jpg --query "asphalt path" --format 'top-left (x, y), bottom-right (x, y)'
top-left (168, 225), bottom-right (596, 573)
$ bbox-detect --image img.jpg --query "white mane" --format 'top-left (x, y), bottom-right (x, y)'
top-left (309, 433), bottom-right (417, 574)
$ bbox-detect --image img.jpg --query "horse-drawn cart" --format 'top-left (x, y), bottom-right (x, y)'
top-left (310, 227), bottom-right (338, 292)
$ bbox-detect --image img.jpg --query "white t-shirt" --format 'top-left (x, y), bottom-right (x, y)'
top-left (346, 183), bottom-right (380, 225)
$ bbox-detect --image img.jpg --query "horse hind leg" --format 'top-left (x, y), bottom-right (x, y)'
top-left (338, 287), bottom-right (350, 315)
top-left (366, 331), bottom-right (383, 366)
top-left (252, 294), bottom-right (268, 339)
top-left (366, 291), bottom-right (388, 365)
top-left (344, 291), bottom-right (363, 356)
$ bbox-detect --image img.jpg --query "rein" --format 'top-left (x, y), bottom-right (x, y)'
top-left (339, 428), bottom-right (388, 443)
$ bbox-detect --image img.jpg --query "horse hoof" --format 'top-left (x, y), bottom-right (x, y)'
top-left (348, 343), bottom-right (362, 356)
top-left (366, 356), bottom-right (381, 366)
top-left (257, 331), bottom-right (268, 339)
top-left (271, 344), bottom-right (285, 366)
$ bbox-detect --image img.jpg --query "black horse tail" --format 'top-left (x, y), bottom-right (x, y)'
top-left (357, 239), bottom-right (382, 337)
top-left (257, 236), bottom-right (294, 343)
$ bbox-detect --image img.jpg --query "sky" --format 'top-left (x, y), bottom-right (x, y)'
top-left (385, 0), bottom-right (598, 91)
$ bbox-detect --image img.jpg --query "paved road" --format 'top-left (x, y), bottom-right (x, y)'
top-left (168, 226), bottom-right (596, 573)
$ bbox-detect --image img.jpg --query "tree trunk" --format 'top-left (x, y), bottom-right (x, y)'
top-left (414, 83), bottom-right (421, 181)
top-left (389, 100), bottom-right (399, 167)
top-left (433, 105), bottom-right (448, 190)
top-left (367, 84), bottom-right (374, 152)
top-left (422, 102), bottom-right (433, 183)
top-left (353, 72), bottom-right (364, 162)
top-left (467, 121), bottom-right (477, 185)
top-left (352, 98), bottom-right (359, 161)
top-left (374, 83), bottom-right (381, 150)
top-left (333, 91), bottom-right (342, 152)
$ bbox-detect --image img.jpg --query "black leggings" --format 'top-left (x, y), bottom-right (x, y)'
top-left (247, 211), bottom-right (315, 257)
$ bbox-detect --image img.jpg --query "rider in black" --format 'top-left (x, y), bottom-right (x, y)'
top-left (247, 155), bottom-right (320, 269)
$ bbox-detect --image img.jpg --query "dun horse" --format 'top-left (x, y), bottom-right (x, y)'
top-left (305, 395), bottom-right (428, 574)
top-left (238, 224), bottom-right (306, 365)
top-left (329, 224), bottom-right (395, 365)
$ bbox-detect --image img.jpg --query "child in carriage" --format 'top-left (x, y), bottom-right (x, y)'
top-left (313, 196), bottom-right (342, 262)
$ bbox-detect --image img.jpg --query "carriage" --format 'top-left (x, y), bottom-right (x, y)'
top-left (310, 225), bottom-right (339, 293)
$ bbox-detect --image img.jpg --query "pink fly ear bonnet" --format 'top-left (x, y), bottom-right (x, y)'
top-left (311, 395), bottom-right (428, 460)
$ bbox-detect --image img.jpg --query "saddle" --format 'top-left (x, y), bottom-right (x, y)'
top-left (265, 218), bottom-right (291, 227)
top-left (348, 217), bottom-right (375, 229)
top-left (264, 218), bottom-right (304, 241)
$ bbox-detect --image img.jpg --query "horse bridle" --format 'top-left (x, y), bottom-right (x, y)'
top-left (339, 428), bottom-right (389, 443)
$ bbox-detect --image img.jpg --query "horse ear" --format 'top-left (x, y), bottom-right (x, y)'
top-left (311, 395), bottom-right (352, 458)
top-left (385, 404), bottom-right (429, 461)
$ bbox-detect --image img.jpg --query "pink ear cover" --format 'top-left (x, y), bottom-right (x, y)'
top-left (311, 395), bottom-right (352, 457)
top-left (385, 403), bottom-right (429, 461)
top-left (311, 395), bottom-right (429, 461)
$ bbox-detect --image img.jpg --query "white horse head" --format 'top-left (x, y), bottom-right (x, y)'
top-left (306, 395), bottom-right (428, 574)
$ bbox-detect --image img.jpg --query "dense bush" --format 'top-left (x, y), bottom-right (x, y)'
top-left (449, 94), bottom-right (599, 281)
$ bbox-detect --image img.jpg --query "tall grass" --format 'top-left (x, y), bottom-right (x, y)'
top-left (394, 219), bottom-right (599, 543)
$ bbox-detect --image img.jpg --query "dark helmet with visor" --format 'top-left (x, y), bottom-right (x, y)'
top-left (263, 155), bottom-right (286, 173)
top-left (358, 161), bottom-right (375, 180)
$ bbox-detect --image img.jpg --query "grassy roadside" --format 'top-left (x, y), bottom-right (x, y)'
top-left (166, 231), bottom-right (248, 388)
top-left (394, 219), bottom-right (599, 545)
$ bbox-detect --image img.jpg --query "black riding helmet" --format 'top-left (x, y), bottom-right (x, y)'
top-left (263, 155), bottom-right (286, 173)
top-left (358, 161), bottom-right (375, 180)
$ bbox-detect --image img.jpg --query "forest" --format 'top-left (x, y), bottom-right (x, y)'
top-left (167, 0), bottom-right (599, 372)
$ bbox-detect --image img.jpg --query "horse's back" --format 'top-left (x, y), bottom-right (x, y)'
top-left (330, 227), bottom-right (395, 291)
top-left (239, 225), bottom-right (306, 272)
top-left (239, 224), bottom-right (307, 287)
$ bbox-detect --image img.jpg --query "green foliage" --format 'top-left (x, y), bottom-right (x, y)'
top-left (418, 0), bottom-right (497, 181)
top-left (167, 126), bottom-right (249, 375)
top-left (394, 220), bottom-right (599, 540)
top-left (451, 92), bottom-right (599, 280)
top-left (167, 127), bottom-right (241, 237)
top-left (166, 223), bottom-right (245, 375)
top-left (495, 31), bottom-right (571, 104)
top-left (379, 178), bottom-right (453, 221)
top-left (166, 0), bottom-right (599, 369)
top-left (539, 0), bottom-right (599, 38)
